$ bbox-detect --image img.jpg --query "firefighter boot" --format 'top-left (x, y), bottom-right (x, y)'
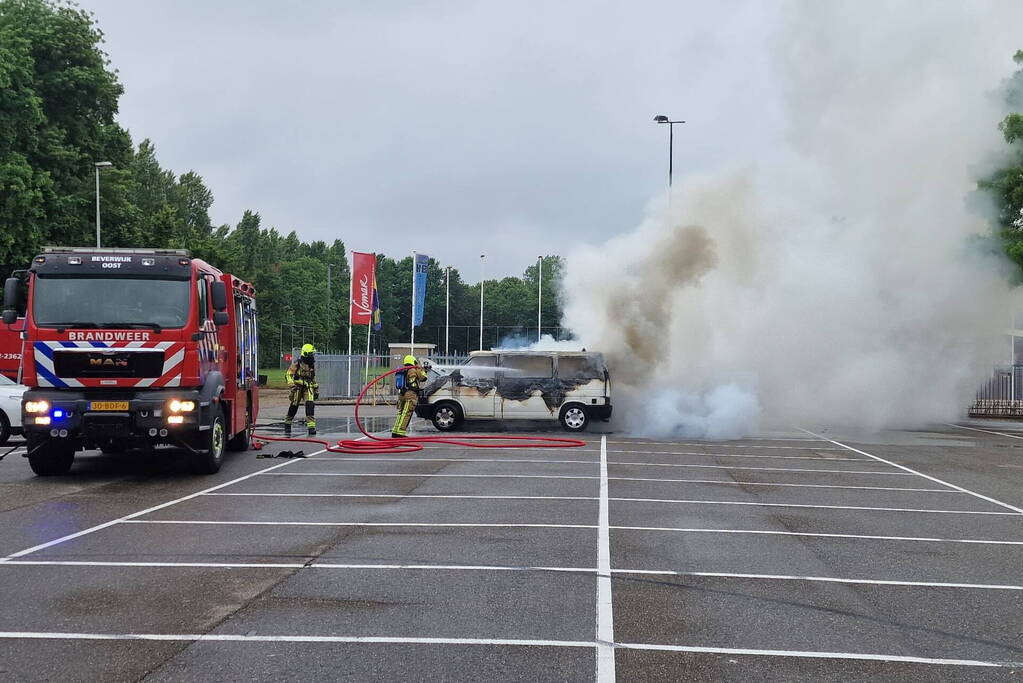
top-left (308, 427), bottom-right (317, 436)
top-left (283, 422), bottom-right (292, 437)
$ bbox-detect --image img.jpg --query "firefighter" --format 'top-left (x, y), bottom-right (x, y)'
top-left (392, 354), bottom-right (427, 438)
top-left (284, 343), bottom-right (318, 436)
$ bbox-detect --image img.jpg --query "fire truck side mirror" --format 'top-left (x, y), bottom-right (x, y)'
top-left (2, 277), bottom-right (18, 324)
top-left (213, 311), bottom-right (229, 326)
top-left (211, 281), bottom-right (228, 312)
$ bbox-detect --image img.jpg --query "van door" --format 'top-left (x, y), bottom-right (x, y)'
top-left (454, 354), bottom-right (499, 418)
top-left (498, 354), bottom-right (556, 419)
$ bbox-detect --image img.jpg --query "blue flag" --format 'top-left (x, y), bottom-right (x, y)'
top-left (413, 253), bottom-right (429, 327)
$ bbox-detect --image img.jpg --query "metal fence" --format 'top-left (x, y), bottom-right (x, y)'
top-left (970, 365), bottom-right (1023, 417)
top-left (289, 351), bottom-right (470, 399)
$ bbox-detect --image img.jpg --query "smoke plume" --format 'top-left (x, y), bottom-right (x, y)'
top-left (562, 1), bottom-right (1023, 437)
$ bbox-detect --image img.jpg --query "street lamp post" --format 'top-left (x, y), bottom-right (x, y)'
top-left (652, 115), bottom-right (685, 188)
top-left (94, 161), bottom-right (113, 247)
top-left (479, 254), bottom-right (485, 351)
top-left (537, 255), bottom-right (543, 343)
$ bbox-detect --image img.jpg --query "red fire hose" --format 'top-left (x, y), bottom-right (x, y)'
top-left (252, 366), bottom-right (586, 454)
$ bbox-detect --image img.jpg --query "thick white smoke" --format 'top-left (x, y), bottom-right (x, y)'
top-left (562, 1), bottom-right (1023, 437)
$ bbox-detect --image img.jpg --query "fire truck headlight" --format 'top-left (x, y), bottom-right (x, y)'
top-left (167, 415), bottom-right (184, 425)
top-left (168, 400), bottom-right (196, 413)
top-left (25, 400), bottom-right (50, 414)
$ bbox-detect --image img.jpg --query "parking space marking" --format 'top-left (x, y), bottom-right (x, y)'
top-left (0, 631), bottom-right (1014, 668)
top-left (206, 493), bottom-right (598, 501)
top-left (610, 444), bottom-right (844, 452)
top-left (0, 449), bottom-right (327, 563)
top-left (947, 423), bottom-right (1023, 441)
top-left (263, 472), bottom-right (600, 480)
top-left (614, 643), bottom-right (1020, 668)
top-left (597, 435), bottom-right (615, 682)
top-left (125, 520), bottom-right (598, 529)
top-left (0, 631), bottom-right (595, 648)
top-left (800, 428), bottom-right (1023, 513)
top-left (609, 477), bottom-right (955, 492)
top-left (265, 464), bottom-right (910, 478)
top-left (317, 457), bottom-right (598, 465)
top-left (613, 526), bottom-right (1023, 545)
top-left (607, 451), bottom-right (868, 462)
top-left (5, 560), bottom-right (1022, 591)
top-left (608, 440), bottom-right (836, 449)
top-left (613, 569), bottom-right (1023, 590)
top-left (609, 497), bottom-right (1018, 515)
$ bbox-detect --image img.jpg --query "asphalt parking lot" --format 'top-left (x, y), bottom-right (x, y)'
top-left (1, 417), bottom-right (1022, 681)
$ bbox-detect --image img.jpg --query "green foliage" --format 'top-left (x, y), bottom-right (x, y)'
top-left (0, 0), bottom-right (567, 365)
top-left (982, 50), bottom-right (1023, 274)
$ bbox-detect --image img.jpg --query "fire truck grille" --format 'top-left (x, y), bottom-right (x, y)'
top-left (52, 350), bottom-right (165, 378)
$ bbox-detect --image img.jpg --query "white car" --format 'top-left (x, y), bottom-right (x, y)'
top-left (0, 374), bottom-right (25, 445)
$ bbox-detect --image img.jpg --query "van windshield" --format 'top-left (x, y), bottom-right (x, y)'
top-left (33, 277), bottom-right (191, 329)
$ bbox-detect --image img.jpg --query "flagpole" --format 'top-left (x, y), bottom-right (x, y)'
top-left (537, 255), bottom-right (543, 343)
top-left (410, 250), bottom-right (417, 355)
top-left (347, 253), bottom-right (354, 397)
top-left (445, 266), bottom-right (450, 358)
top-left (479, 254), bottom-right (485, 350)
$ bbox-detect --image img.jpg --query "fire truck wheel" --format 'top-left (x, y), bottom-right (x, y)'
top-left (27, 437), bottom-right (75, 477)
top-left (0, 411), bottom-right (10, 446)
top-left (227, 405), bottom-right (251, 452)
top-left (192, 409), bottom-right (226, 474)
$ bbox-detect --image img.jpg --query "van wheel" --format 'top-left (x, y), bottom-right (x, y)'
top-left (192, 409), bottom-right (226, 474)
top-left (431, 402), bottom-right (463, 431)
top-left (27, 436), bottom-right (75, 476)
top-left (559, 404), bottom-right (589, 432)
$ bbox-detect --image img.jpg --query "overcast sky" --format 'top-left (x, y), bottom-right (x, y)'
top-left (80, 0), bottom-right (784, 278)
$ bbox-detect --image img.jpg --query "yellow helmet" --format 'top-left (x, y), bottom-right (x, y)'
top-left (403, 354), bottom-right (417, 365)
top-left (301, 343), bottom-right (316, 355)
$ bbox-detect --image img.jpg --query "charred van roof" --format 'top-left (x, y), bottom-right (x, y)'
top-left (31, 248), bottom-right (193, 280)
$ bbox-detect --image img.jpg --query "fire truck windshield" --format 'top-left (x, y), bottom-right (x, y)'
top-left (33, 277), bottom-right (191, 329)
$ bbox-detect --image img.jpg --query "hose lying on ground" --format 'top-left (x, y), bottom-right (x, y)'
top-left (252, 366), bottom-right (587, 454)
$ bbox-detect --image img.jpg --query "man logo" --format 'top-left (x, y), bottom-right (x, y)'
top-left (89, 357), bottom-right (128, 367)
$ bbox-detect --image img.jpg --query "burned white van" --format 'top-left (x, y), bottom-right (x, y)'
top-left (415, 351), bottom-right (612, 432)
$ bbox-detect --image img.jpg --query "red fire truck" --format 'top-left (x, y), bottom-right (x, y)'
top-left (2, 247), bottom-right (259, 476)
top-left (0, 318), bottom-right (24, 381)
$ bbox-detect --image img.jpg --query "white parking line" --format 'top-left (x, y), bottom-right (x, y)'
top-left (609, 443), bottom-right (843, 451)
top-left (800, 429), bottom-right (1023, 514)
top-left (946, 423), bottom-right (1023, 441)
top-left (613, 526), bottom-right (1023, 545)
top-left (608, 477), bottom-right (956, 493)
top-left (0, 631), bottom-right (594, 648)
top-left (5, 560), bottom-right (1022, 591)
top-left (609, 497), bottom-right (1017, 515)
top-left (608, 440), bottom-right (834, 448)
top-left (0, 449), bottom-right (327, 563)
top-left (125, 520), bottom-right (598, 529)
top-left (613, 569), bottom-right (1023, 590)
top-left (121, 520), bottom-right (1023, 545)
top-left (610, 455), bottom-right (875, 464)
top-left (614, 642), bottom-right (1019, 668)
top-left (0, 631), bottom-right (1013, 667)
top-left (596, 435), bottom-right (615, 682)
top-left (314, 457), bottom-right (598, 465)
top-left (206, 493), bottom-right (597, 501)
top-left (265, 464), bottom-right (910, 477)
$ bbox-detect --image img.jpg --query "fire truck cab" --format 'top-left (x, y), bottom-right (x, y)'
top-left (2, 247), bottom-right (259, 476)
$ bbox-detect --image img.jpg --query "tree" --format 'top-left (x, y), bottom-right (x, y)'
top-left (0, 0), bottom-right (132, 269)
top-left (983, 50), bottom-right (1023, 273)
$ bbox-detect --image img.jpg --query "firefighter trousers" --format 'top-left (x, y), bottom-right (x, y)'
top-left (392, 391), bottom-right (418, 436)
top-left (285, 383), bottom-right (316, 429)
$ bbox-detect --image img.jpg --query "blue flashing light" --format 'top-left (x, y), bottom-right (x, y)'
top-left (52, 409), bottom-right (64, 419)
